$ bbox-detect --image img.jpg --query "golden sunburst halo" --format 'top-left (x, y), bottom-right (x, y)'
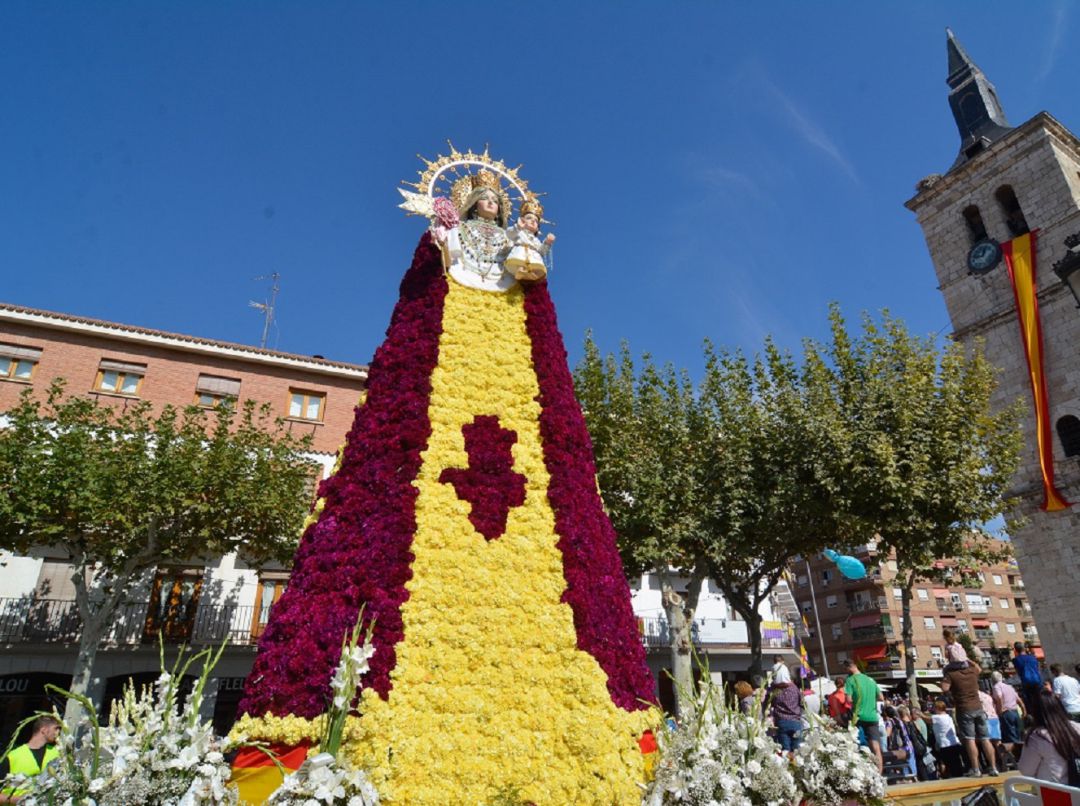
top-left (402, 141), bottom-right (536, 209)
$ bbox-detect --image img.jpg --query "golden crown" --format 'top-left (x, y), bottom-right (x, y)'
top-left (519, 197), bottom-right (544, 219)
top-left (470, 170), bottom-right (501, 192)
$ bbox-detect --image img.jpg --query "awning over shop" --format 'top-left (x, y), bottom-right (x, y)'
top-left (850, 612), bottom-right (882, 629)
top-left (854, 644), bottom-right (888, 661)
top-left (920, 682), bottom-right (943, 693)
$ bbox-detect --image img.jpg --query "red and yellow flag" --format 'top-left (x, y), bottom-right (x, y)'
top-left (1002, 231), bottom-right (1071, 512)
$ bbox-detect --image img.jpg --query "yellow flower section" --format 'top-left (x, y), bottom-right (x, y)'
top-left (343, 279), bottom-right (655, 804)
top-left (231, 712), bottom-right (323, 747)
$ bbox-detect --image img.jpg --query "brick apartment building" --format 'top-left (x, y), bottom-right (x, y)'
top-left (792, 538), bottom-right (1039, 691)
top-left (0, 302), bottom-right (368, 742)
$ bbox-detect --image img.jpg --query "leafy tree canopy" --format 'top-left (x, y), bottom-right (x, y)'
top-left (0, 379), bottom-right (316, 714)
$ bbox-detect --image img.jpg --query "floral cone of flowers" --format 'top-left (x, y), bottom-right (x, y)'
top-left (231, 233), bottom-right (658, 804)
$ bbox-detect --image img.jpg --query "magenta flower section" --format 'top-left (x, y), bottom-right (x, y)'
top-left (238, 234), bottom-right (447, 719)
top-left (439, 415), bottom-right (526, 541)
top-left (522, 281), bottom-right (657, 712)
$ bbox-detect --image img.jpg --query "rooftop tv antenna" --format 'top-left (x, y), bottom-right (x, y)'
top-left (249, 273), bottom-right (280, 349)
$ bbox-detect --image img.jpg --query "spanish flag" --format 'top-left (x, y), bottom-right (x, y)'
top-left (1002, 231), bottom-right (1070, 512)
top-left (230, 743), bottom-right (309, 805)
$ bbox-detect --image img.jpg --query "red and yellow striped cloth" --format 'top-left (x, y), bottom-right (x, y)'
top-left (1002, 230), bottom-right (1070, 512)
top-left (230, 743), bottom-right (310, 804)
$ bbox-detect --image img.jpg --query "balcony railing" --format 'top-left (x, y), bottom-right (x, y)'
top-left (843, 572), bottom-right (883, 589)
top-left (848, 598), bottom-right (887, 613)
top-left (973, 628), bottom-right (995, 641)
top-left (850, 625), bottom-right (894, 644)
top-left (0, 598), bottom-right (261, 647)
top-left (966, 603), bottom-right (989, 614)
top-left (1010, 584), bottom-right (1027, 594)
top-left (638, 617), bottom-right (789, 651)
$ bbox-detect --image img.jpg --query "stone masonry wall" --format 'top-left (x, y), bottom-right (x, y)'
top-left (907, 113), bottom-right (1080, 668)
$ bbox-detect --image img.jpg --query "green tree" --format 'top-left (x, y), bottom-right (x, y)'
top-left (0, 380), bottom-right (315, 721)
top-left (575, 335), bottom-right (849, 698)
top-left (575, 337), bottom-right (715, 716)
top-left (816, 306), bottom-right (1022, 703)
top-left (699, 342), bottom-right (852, 676)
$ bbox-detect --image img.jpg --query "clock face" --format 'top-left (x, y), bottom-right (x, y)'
top-left (968, 239), bottom-right (1002, 275)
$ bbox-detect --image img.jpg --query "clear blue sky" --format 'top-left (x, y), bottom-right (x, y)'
top-left (2, 2), bottom-right (1076, 375)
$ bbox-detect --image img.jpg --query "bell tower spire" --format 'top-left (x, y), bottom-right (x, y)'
top-left (946, 28), bottom-right (1012, 169)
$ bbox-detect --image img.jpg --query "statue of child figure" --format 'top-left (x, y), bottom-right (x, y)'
top-left (505, 196), bottom-right (555, 282)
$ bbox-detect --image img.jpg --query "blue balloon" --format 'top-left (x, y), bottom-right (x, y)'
top-left (823, 548), bottom-right (867, 580)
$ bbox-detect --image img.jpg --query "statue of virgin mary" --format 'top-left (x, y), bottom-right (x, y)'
top-left (231, 147), bottom-right (657, 805)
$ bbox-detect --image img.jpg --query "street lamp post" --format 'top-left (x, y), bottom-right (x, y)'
top-left (804, 559), bottom-right (831, 679)
top-left (1052, 233), bottom-right (1080, 307)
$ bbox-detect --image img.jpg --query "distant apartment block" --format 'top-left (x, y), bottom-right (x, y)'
top-left (791, 539), bottom-right (1038, 692)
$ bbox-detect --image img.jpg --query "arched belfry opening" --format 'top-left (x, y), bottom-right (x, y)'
top-left (962, 205), bottom-right (989, 245)
top-left (995, 185), bottom-right (1030, 237)
top-left (1056, 415), bottom-right (1080, 458)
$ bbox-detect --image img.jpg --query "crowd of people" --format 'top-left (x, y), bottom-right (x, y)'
top-left (735, 639), bottom-right (1080, 790)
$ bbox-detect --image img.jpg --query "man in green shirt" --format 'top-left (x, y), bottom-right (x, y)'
top-left (844, 659), bottom-right (884, 772)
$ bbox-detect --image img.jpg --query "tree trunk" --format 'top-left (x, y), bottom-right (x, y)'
top-left (659, 568), bottom-right (704, 719)
top-left (901, 570), bottom-right (918, 707)
top-left (65, 609), bottom-right (111, 724)
top-left (744, 607), bottom-right (765, 678)
top-left (712, 582), bottom-right (765, 678)
top-left (66, 557), bottom-right (136, 727)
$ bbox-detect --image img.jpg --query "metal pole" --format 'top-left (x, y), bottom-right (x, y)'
top-left (260, 273), bottom-right (280, 349)
top-left (250, 273), bottom-right (281, 349)
top-left (805, 559), bottom-right (831, 679)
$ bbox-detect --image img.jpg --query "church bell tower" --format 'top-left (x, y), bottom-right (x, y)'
top-left (906, 31), bottom-right (1080, 667)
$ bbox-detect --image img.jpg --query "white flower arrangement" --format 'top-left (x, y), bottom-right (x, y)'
top-left (643, 677), bottom-right (884, 806)
top-left (265, 751), bottom-right (378, 806)
top-left (6, 614), bottom-right (384, 806)
top-left (791, 719), bottom-right (886, 806)
top-left (8, 644), bottom-right (236, 806)
top-left (264, 607), bottom-right (380, 806)
top-left (644, 683), bottom-right (798, 806)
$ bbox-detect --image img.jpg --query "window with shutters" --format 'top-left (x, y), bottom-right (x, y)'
top-left (143, 568), bottom-right (203, 643)
top-left (288, 388), bottom-right (326, 422)
top-left (94, 359), bottom-right (146, 396)
top-left (251, 575), bottom-right (288, 639)
top-left (194, 374), bottom-right (241, 408)
top-left (0, 343), bottom-right (41, 382)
